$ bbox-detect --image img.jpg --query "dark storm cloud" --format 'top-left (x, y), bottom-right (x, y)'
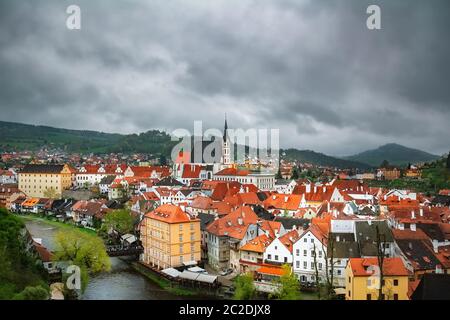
top-left (0, 0), bottom-right (449, 156)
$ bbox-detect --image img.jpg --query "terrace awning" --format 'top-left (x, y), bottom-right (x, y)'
top-left (161, 268), bottom-right (181, 278)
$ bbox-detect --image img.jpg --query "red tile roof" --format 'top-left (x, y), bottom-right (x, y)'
top-left (349, 257), bottom-right (409, 277)
top-left (240, 234), bottom-right (273, 253)
top-left (144, 204), bottom-right (197, 224)
top-left (206, 206), bottom-right (258, 239)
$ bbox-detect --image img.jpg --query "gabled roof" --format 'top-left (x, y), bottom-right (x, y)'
top-left (206, 206), bottom-right (258, 239)
top-left (349, 257), bottom-right (409, 277)
top-left (277, 229), bottom-right (301, 253)
top-left (240, 234), bottom-right (273, 253)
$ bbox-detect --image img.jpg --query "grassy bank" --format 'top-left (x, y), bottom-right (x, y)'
top-left (130, 262), bottom-right (208, 297)
top-left (18, 214), bottom-right (98, 237)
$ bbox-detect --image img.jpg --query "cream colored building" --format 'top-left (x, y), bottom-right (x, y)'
top-left (140, 204), bottom-right (201, 269)
top-left (18, 164), bottom-right (72, 198)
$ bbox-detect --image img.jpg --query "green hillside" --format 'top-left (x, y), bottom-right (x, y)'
top-left (344, 143), bottom-right (439, 167)
top-left (0, 121), bottom-right (173, 156)
top-left (281, 148), bottom-right (372, 170)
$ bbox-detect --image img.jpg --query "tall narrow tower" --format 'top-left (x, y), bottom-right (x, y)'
top-left (221, 114), bottom-right (231, 167)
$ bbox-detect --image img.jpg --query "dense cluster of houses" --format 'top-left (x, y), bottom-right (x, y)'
top-left (2, 121), bottom-right (450, 300)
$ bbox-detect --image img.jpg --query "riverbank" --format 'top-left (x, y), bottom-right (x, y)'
top-left (19, 214), bottom-right (214, 299)
top-left (18, 213), bottom-right (97, 237)
top-left (130, 262), bottom-right (218, 298)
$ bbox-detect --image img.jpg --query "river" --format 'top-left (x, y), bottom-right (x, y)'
top-left (23, 218), bottom-right (189, 300)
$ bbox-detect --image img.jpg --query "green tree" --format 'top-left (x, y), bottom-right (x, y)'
top-left (0, 208), bottom-right (49, 299)
top-left (233, 273), bottom-right (256, 300)
top-left (43, 187), bottom-right (58, 199)
top-left (270, 264), bottom-right (301, 300)
top-left (290, 167), bottom-right (299, 180)
top-left (53, 229), bottom-right (111, 292)
top-left (447, 152), bottom-right (450, 169)
top-left (380, 160), bottom-right (390, 168)
top-left (103, 209), bottom-right (135, 235)
top-left (13, 285), bottom-right (49, 300)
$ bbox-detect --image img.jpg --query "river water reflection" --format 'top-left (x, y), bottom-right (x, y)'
top-left (24, 218), bottom-right (201, 300)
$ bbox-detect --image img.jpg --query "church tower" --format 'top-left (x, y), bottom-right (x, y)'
top-left (221, 115), bottom-right (231, 167)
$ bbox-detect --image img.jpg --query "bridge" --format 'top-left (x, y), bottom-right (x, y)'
top-left (106, 244), bottom-right (144, 257)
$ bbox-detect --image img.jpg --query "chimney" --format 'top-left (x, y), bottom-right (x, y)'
top-left (306, 184), bottom-right (311, 193)
top-left (314, 185), bottom-right (317, 193)
top-left (419, 208), bottom-right (423, 217)
top-left (411, 210), bottom-right (416, 219)
top-left (323, 186), bottom-right (326, 193)
top-left (284, 196), bottom-right (288, 203)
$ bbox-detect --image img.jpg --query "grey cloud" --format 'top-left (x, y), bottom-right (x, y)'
top-left (0, 0), bottom-right (449, 156)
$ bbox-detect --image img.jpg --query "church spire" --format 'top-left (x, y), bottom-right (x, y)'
top-left (223, 113), bottom-right (228, 142)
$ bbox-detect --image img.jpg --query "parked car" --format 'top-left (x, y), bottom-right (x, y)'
top-left (219, 268), bottom-right (233, 276)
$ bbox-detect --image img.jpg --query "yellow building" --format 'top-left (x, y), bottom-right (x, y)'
top-left (18, 164), bottom-right (72, 198)
top-left (140, 204), bottom-right (201, 269)
top-left (345, 257), bottom-right (410, 300)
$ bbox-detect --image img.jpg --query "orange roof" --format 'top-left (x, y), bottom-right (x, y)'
top-left (349, 257), bottom-right (409, 277)
top-left (206, 206), bottom-right (258, 239)
top-left (215, 168), bottom-right (250, 176)
top-left (240, 234), bottom-right (273, 253)
top-left (190, 196), bottom-right (214, 210)
top-left (257, 265), bottom-right (286, 276)
top-left (259, 220), bottom-right (282, 239)
top-left (264, 194), bottom-right (301, 211)
top-left (278, 229), bottom-right (301, 252)
top-left (237, 192), bottom-right (261, 205)
top-left (144, 204), bottom-right (198, 224)
top-left (22, 198), bottom-right (40, 207)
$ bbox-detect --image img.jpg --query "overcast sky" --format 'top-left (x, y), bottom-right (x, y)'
top-left (1, 0), bottom-right (449, 156)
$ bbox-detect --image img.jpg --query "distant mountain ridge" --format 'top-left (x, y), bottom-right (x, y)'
top-left (0, 121), bottom-right (439, 169)
top-left (344, 143), bottom-right (439, 167)
top-left (281, 148), bottom-right (371, 170)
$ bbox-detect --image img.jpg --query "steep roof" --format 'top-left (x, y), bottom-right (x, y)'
top-left (349, 257), bottom-right (409, 277)
top-left (240, 234), bottom-right (273, 253)
top-left (206, 206), bottom-right (258, 239)
top-left (278, 229), bottom-right (301, 253)
top-left (411, 274), bottom-right (450, 300)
